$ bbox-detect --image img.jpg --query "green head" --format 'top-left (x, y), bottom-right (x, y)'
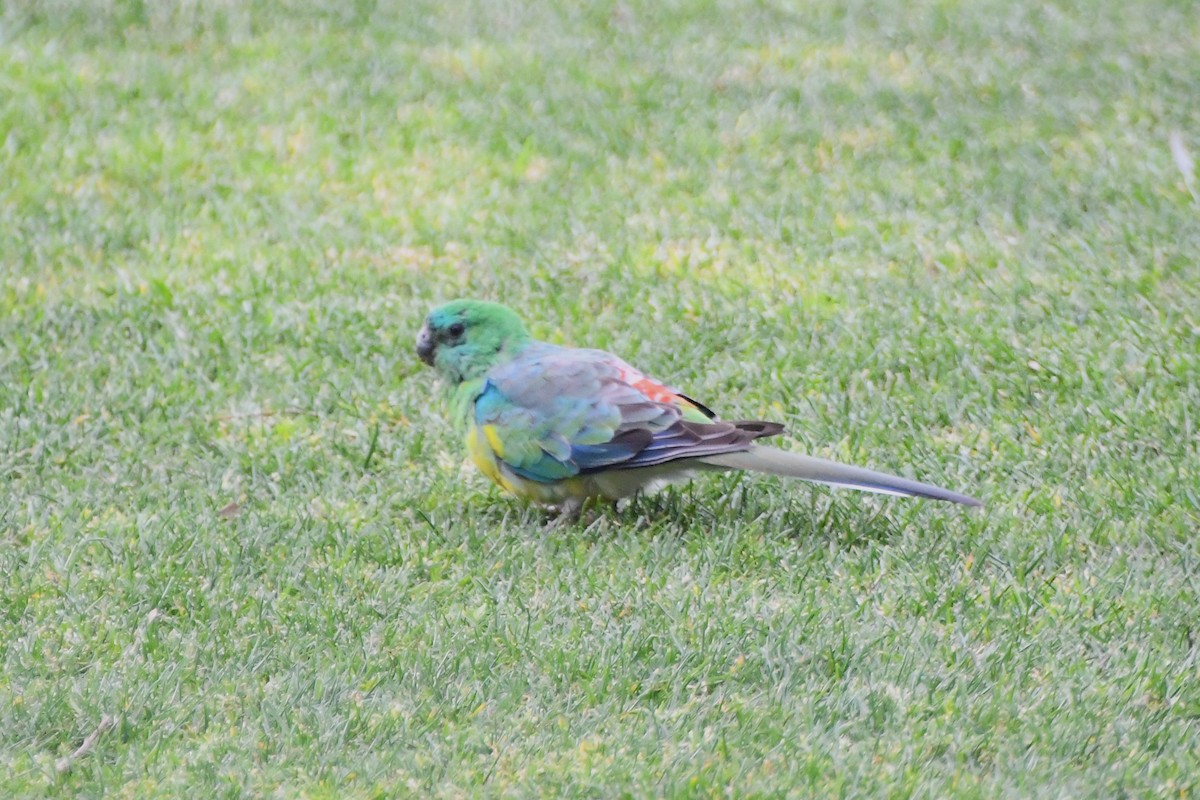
top-left (416, 299), bottom-right (532, 384)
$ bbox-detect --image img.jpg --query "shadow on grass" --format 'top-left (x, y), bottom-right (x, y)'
top-left (412, 474), bottom-right (928, 547)
top-left (623, 480), bottom-right (908, 547)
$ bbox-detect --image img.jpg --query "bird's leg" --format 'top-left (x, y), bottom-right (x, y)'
top-left (544, 497), bottom-right (585, 530)
top-left (560, 497), bottom-right (586, 522)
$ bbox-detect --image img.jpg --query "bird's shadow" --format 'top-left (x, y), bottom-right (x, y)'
top-left (433, 472), bottom-right (931, 548)
top-left (535, 475), bottom-right (911, 547)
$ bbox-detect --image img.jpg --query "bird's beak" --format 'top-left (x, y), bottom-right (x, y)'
top-left (415, 325), bottom-right (436, 366)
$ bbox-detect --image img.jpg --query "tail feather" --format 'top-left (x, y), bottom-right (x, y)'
top-left (702, 445), bottom-right (981, 507)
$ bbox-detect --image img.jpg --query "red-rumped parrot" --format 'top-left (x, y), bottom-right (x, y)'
top-left (416, 299), bottom-right (980, 516)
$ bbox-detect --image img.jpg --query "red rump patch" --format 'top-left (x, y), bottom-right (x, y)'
top-left (616, 364), bottom-right (690, 408)
top-left (632, 376), bottom-right (682, 405)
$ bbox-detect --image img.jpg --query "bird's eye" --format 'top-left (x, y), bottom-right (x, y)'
top-left (447, 322), bottom-right (466, 338)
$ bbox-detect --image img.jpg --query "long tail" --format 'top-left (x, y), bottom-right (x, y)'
top-left (702, 445), bottom-right (981, 507)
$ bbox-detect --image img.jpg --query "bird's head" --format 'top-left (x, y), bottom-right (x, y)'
top-left (416, 299), bottom-right (532, 384)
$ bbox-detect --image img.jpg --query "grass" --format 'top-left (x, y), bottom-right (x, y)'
top-left (2, 0), bottom-right (1199, 795)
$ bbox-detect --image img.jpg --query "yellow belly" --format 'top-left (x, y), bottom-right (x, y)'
top-left (466, 424), bottom-right (511, 488)
top-left (465, 424), bottom-right (592, 503)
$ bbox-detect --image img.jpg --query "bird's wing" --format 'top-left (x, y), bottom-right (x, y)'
top-left (473, 346), bottom-right (779, 483)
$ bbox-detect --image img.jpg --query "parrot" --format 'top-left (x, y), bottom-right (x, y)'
top-left (416, 299), bottom-right (981, 518)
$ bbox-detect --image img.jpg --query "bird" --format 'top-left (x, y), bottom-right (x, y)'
top-left (416, 299), bottom-right (981, 518)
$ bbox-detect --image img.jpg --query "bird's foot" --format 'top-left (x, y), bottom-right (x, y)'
top-left (543, 497), bottom-right (585, 530)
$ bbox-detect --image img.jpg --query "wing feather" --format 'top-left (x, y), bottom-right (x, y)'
top-left (474, 344), bottom-right (781, 482)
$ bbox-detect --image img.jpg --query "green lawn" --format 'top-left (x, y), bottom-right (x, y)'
top-left (2, 0), bottom-right (1199, 795)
